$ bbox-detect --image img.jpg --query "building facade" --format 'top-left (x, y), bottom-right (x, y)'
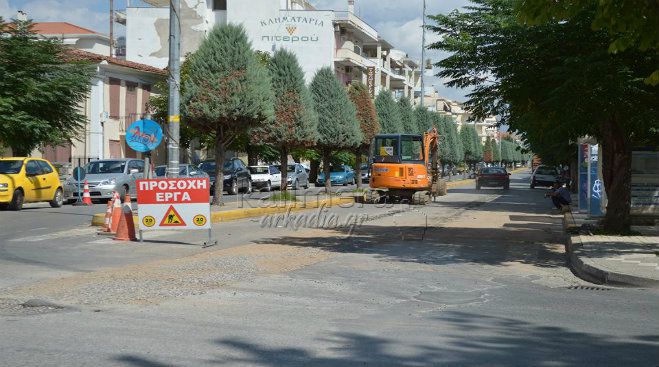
top-left (125, 0), bottom-right (419, 100)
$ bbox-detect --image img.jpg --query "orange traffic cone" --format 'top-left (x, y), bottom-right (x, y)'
top-left (110, 191), bottom-right (123, 233)
top-left (81, 180), bottom-right (93, 205)
top-left (113, 197), bottom-right (136, 241)
top-left (100, 199), bottom-right (114, 233)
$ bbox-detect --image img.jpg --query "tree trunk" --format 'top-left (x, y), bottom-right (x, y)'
top-left (11, 146), bottom-right (30, 157)
top-left (600, 117), bottom-right (632, 232)
top-left (212, 130), bottom-right (226, 207)
top-left (246, 144), bottom-right (259, 166)
top-left (309, 159), bottom-right (320, 184)
top-left (280, 147), bottom-right (288, 192)
top-left (322, 149), bottom-right (332, 194)
top-left (355, 146), bottom-right (363, 189)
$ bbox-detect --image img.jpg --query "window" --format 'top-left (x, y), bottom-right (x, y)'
top-left (374, 137), bottom-right (399, 157)
top-left (0, 160), bottom-right (23, 174)
top-left (128, 160), bottom-right (144, 173)
top-left (87, 161), bottom-right (126, 174)
top-left (25, 160), bottom-right (42, 176)
top-left (400, 136), bottom-right (424, 162)
top-left (213, 0), bottom-right (227, 10)
top-left (36, 160), bottom-right (54, 174)
top-left (155, 166), bottom-right (167, 177)
top-left (270, 166), bottom-right (280, 174)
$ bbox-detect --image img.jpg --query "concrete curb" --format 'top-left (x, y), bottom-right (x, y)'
top-left (91, 196), bottom-right (355, 227)
top-left (564, 220), bottom-right (659, 288)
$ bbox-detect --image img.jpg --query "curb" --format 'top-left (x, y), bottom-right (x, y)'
top-left (564, 222), bottom-right (659, 288)
top-left (91, 196), bottom-right (355, 227)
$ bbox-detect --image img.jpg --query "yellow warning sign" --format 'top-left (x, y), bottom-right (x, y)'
top-left (142, 215), bottom-right (156, 227)
top-left (193, 214), bottom-right (207, 227)
top-left (159, 205), bottom-right (187, 227)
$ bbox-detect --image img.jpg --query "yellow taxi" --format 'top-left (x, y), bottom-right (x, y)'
top-left (0, 157), bottom-right (64, 211)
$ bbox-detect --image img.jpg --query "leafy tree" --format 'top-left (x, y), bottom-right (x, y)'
top-left (374, 91), bottom-right (403, 133)
top-left (492, 139), bottom-right (501, 164)
top-left (310, 67), bottom-right (362, 192)
top-left (182, 24), bottom-right (274, 206)
top-left (414, 105), bottom-right (434, 134)
top-left (483, 137), bottom-right (493, 163)
top-left (428, 0), bottom-right (659, 232)
top-left (0, 18), bottom-right (94, 156)
top-left (517, 0), bottom-right (659, 84)
top-left (348, 83), bottom-right (379, 188)
top-left (397, 97), bottom-right (417, 134)
top-left (460, 124), bottom-right (481, 168)
top-left (252, 49), bottom-right (318, 190)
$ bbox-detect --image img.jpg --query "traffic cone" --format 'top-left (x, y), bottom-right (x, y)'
top-left (113, 197), bottom-right (136, 241)
top-left (81, 180), bottom-right (93, 205)
top-left (110, 191), bottom-right (123, 233)
top-left (100, 199), bottom-right (114, 233)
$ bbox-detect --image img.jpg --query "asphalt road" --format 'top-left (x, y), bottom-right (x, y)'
top-left (1, 172), bottom-right (657, 366)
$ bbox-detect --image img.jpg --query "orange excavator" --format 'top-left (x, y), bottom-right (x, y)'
top-left (365, 128), bottom-right (447, 205)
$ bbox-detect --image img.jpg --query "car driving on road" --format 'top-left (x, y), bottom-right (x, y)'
top-left (0, 157), bottom-right (64, 210)
top-left (63, 159), bottom-right (144, 202)
top-left (476, 166), bottom-right (510, 190)
top-left (530, 165), bottom-right (560, 189)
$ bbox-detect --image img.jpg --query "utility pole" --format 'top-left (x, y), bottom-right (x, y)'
top-left (109, 0), bottom-right (114, 57)
top-left (167, 0), bottom-right (181, 178)
top-left (420, 0), bottom-right (426, 109)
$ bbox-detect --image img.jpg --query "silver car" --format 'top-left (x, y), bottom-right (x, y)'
top-left (286, 163), bottom-right (310, 189)
top-left (63, 159), bottom-right (144, 202)
top-left (154, 164), bottom-right (209, 179)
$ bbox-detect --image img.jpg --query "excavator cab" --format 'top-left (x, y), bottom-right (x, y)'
top-left (366, 129), bottom-right (446, 205)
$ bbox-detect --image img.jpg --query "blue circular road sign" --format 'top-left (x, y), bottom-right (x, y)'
top-left (126, 119), bottom-right (163, 153)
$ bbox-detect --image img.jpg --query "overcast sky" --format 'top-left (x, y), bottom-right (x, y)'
top-left (1, 0), bottom-right (471, 100)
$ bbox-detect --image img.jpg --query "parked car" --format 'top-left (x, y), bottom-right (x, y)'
top-left (199, 158), bottom-right (251, 195)
top-left (286, 163), bottom-right (310, 189)
top-left (154, 164), bottom-right (209, 179)
top-left (248, 165), bottom-right (281, 192)
top-left (0, 157), bottom-right (64, 210)
top-left (317, 165), bottom-right (356, 186)
top-left (359, 163), bottom-right (371, 183)
top-left (476, 166), bottom-right (510, 190)
top-left (63, 158), bottom-right (144, 203)
top-left (530, 165), bottom-right (560, 189)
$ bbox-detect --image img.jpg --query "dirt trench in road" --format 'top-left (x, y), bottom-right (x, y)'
top-left (0, 241), bottom-right (332, 311)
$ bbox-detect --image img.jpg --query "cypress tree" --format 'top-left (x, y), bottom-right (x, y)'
top-left (483, 137), bottom-right (493, 163)
top-left (492, 138), bottom-right (502, 164)
top-left (253, 49), bottom-right (318, 190)
top-left (183, 24), bottom-right (274, 205)
top-left (414, 105), bottom-right (433, 133)
top-left (374, 91), bottom-right (403, 133)
top-left (348, 83), bottom-right (379, 188)
top-left (397, 97), bottom-right (418, 134)
top-left (310, 67), bottom-right (362, 192)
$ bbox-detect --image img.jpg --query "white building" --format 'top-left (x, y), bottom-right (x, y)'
top-left (416, 90), bottom-right (498, 142)
top-left (32, 22), bottom-right (111, 56)
top-left (124, 0), bottom-right (419, 100)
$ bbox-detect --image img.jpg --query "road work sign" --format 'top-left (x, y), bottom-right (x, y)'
top-left (136, 178), bottom-right (211, 231)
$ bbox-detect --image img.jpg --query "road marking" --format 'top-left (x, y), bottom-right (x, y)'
top-left (9, 227), bottom-right (95, 242)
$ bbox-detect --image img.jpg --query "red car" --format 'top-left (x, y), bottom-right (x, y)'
top-left (476, 167), bottom-right (510, 190)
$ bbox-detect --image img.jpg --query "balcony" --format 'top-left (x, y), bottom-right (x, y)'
top-left (335, 47), bottom-right (377, 69)
top-left (334, 11), bottom-right (378, 43)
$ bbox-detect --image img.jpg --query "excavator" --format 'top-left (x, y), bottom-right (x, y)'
top-left (365, 128), bottom-right (447, 205)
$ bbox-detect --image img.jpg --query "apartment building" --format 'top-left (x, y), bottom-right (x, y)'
top-left (125, 0), bottom-right (419, 100)
top-left (417, 91), bottom-right (498, 143)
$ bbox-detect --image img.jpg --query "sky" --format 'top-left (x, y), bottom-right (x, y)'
top-left (0, 0), bottom-right (472, 101)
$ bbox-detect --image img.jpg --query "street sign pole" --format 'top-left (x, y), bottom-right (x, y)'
top-left (167, 0), bottom-right (181, 178)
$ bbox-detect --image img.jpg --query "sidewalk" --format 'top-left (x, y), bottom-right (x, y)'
top-left (565, 214), bottom-right (659, 288)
